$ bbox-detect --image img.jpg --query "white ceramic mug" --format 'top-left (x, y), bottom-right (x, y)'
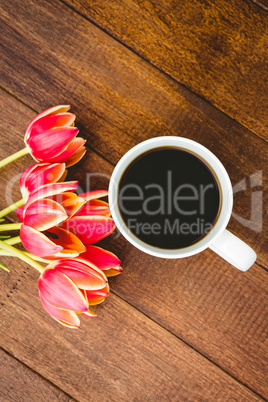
top-left (108, 137), bottom-right (257, 271)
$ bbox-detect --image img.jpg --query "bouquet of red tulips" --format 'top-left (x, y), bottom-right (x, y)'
top-left (0, 106), bottom-right (121, 328)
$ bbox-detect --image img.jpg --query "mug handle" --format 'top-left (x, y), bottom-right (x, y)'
top-left (209, 229), bottom-right (257, 271)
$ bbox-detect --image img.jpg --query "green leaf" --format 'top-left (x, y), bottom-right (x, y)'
top-left (0, 235), bottom-right (11, 239)
top-left (0, 219), bottom-right (5, 223)
top-left (0, 262), bottom-right (10, 272)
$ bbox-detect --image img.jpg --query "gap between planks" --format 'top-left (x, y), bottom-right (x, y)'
top-left (249, 0), bottom-right (268, 11)
top-left (0, 346), bottom-right (76, 401)
top-left (58, 0), bottom-right (268, 145)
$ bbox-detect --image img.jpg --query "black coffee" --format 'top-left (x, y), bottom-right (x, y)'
top-left (118, 147), bottom-right (221, 249)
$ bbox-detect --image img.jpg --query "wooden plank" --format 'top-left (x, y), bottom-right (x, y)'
top-left (250, 0), bottom-right (268, 11)
top-left (0, 90), bottom-right (267, 398)
top-left (0, 257), bottom-right (262, 402)
top-left (0, 349), bottom-right (72, 401)
top-left (62, 0), bottom-right (268, 140)
top-left (109, 245), bottom-right (268, 399)
top-left (0, 0), bottom-right (267, 267)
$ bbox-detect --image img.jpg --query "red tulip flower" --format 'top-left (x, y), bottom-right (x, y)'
top-left (24, 105), bottom-right (86, 167)
top-left (60, 190), bottom-right (114, 246)
top-left (20, 162), bottom-right (66, 201)
top-left (18, 186), bottom-right (115, 259)
top-left (39, 258), bottom-right (109, 328)
top-left (0, 162), bottom-right (68, 220)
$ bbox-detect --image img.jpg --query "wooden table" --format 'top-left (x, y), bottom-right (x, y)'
top-left (0, 0), bottom-right (267, 400)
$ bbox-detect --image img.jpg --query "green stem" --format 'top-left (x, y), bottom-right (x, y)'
top-left (24, 252), bottom-right (50, 263)
top-left (4, 236), bottom-right (22, 245)
top-left (0, 198), bottom-right (25, 219)
top-left (0, 147), bottom-right (29, 169)
top-left (0, 223), bottom-right (22, 231)
top-left (0, 240), bottom-right (45, 274)
top-left (0, 249), bottom-right (50, 263)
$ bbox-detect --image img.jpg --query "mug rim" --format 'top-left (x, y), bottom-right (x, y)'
top-left (108, 136), bottom-right (233, 258)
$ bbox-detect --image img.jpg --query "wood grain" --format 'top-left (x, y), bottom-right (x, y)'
top-left (250, 0), bottom-right (268, 11)
top-left (110, 245), bottom-right (268, 399)
top-left (0, 349), bottom-right (72, 401)
top-left (0, 256), bottom-right (263, 402)
top-left (0, 90), bottom-right (267, 398)
top-left (63, 0), bottom-right (268, 140)
top-left (0, 0), bottom-right (267, 267)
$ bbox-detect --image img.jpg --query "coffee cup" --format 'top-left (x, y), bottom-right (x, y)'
top-left (108, 136), bottom-right (256, 271)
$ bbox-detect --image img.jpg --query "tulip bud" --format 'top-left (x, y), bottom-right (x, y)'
top-left (38, 258), bottom-right (109, 328)
top-left (24, 105), bottom-right (86, 167)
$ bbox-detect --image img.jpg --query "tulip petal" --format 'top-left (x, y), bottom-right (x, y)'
top-left (16, 205), bottom-right (25, 222)
top-left (45, 250), bottom-right (80, 259)
top-left (30, 113), bottom-right (76, 135)
top-left (48, 192), bottom-right (77, 204)
top-left (48, 192), bottom-right (86, 219)
top-left (48, 258), bottom-right (107, 290)
top-left (25, 105), bottom-right (70, 140)
top-left (43, 226), bottom-right (86, 256)
top-left (87, 297), bottom-right (106, 306)
top-left (71, 258), bottom-right (109, 278)
top-left (79, 294), bottom-right (97, 316)
top-left (46, 137), bottom-right (86, 165)
top-left (20, 163), bottom-right (39, 201)
top-left (103, 268), bottom-right (123, 277)
top-left (64, 196), bottom-right (86, 219)
top-left (62, 215), bottom-right (116, 245)
top-left (59, 169), bottom-right (68, 182)
top-left (23, 181), bottom-right (78, 214)
top-left (27, 127), bottom-right (79, 160)
top-left (40, 295), bottom-right (80, 328)
top-left (20, 225), bottom-right (63, 257)
top-left (81, 245), bottom-right (121, 271)
top-left (20, 164), bottom-right (41, 201)
top-left (81, 310), bottom-right (97, 317)
top-left (20, 163), bottom-right (66, 201)
top-left (55, 267), bottom-right (106, 290)
top-left (65, 145), bottom-right (87, 168)
top-left (74, 200), bottom-right (110, 217)
top-left (39, 269), bottom-right (88, 311)
top-left (24, 199), bottom-right (68, 231)
top-left (79, 190), bottom-right (108, 201)
top-left (86, 283), bottom-right (109, 305)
